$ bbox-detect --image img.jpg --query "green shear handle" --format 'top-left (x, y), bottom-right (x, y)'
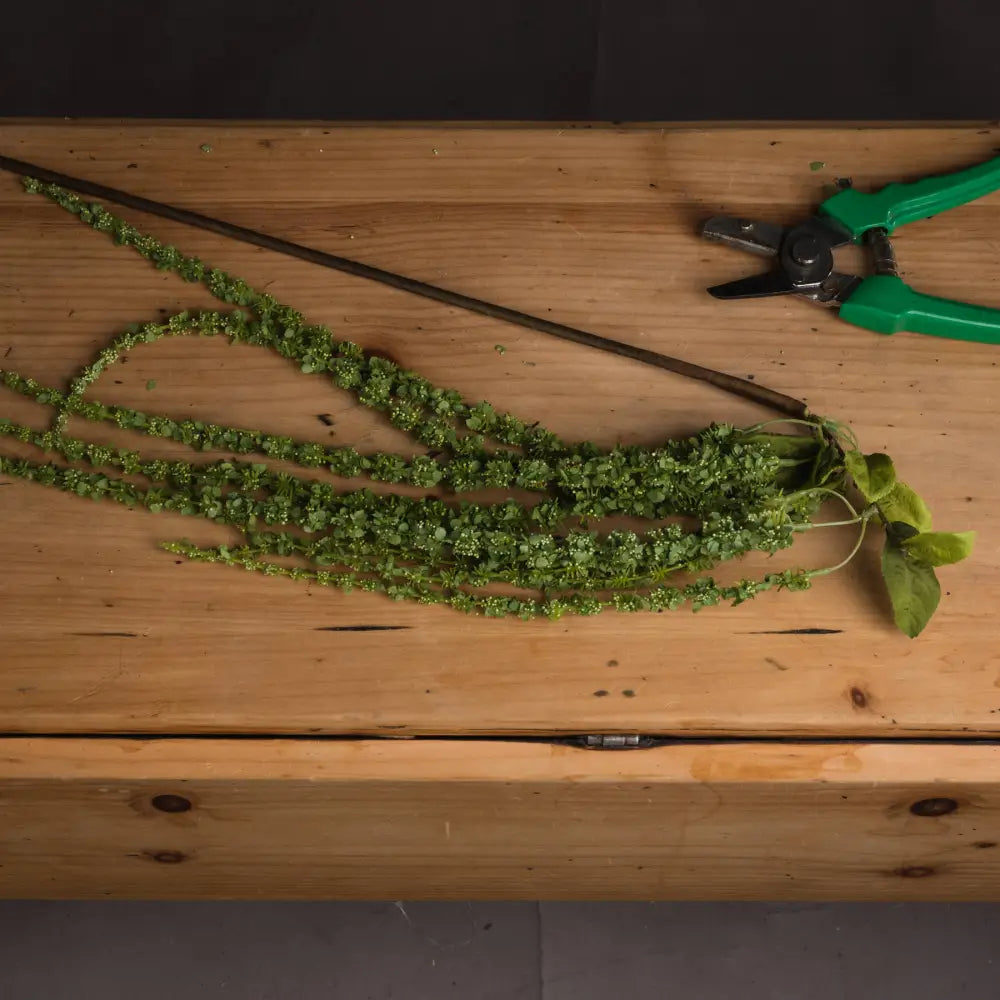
top-left (822, 155), bottom-right (1000, 344)
top-left (821, 156), bottom-right (1000, 238)
top-left (840, 275), bottom-right (1000, 343)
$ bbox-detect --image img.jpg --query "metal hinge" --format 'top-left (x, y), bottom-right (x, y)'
top-left (580, 734), bottom-right (658, 750)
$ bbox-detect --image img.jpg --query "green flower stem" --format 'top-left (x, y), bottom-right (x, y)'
top-left (25, 178), bottom-right (572, 459)
top-left (0, 423), bottom-right (794, 595)
top-left (795, 516), bottom-right (862, 531)
top-left (0, 440), bottom-right (793, 614)
top-left (2, 366), bottom-right (797, 521)
top-left (788, 488), bottom-right (862, 532)
top-left (781, 485), bottom-right (856, 516)
top-left (808, 517), bottom-right (871, 579)
top-left (165, 539), bottom-right (811, 620)
top-left (229, 528), bottom-right (705, 594)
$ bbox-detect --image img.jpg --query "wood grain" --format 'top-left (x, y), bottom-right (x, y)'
top-left (1, 122), bottom-right (999, 737)
top-left (2, 737), bottom-right (1000, 900)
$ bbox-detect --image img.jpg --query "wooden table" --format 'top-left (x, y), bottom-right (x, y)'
top-left (1, 121), bottom-right (999, 900)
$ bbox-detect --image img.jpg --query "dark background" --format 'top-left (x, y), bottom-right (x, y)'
top-left (3, 0), bottom-right (998, 120)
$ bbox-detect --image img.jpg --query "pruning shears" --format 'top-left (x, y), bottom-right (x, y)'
top-left (701, 155), bottom-right (1000, 344)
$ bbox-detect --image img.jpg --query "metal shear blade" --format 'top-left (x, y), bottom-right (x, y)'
top-left (702, 214), bottom-right (859, 305)
top-left (701, 216), bottom-right (786, 257)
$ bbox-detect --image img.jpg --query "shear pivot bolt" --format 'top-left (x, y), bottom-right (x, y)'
top-left (790, 234), bottom-right (821, 266)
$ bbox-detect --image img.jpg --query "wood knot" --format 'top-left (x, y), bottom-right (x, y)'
top-left (909, 797), bottom-right (958, 817)
top-left (849, 686), bottom-right (869, 709)
top-left (143, 850), bottom-right (187, 865)
top-left (894, 865), bottom-right (935, 879)
top-left (151, 794), bottom-right (192, 814)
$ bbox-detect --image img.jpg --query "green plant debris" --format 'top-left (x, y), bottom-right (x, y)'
top-left (0, 177), bottom-right (974, 634)
top-left (200, 144), bottom-right (213, 154)
top-left (145, 379), bottom-right (157, 390)
top-left (810, 160), bottom-right (826, 171)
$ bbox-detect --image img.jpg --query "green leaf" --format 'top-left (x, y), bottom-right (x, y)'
top-left (145, 379), bottom-right (157, 391)
top-left (878, 482), bottom-right (931, 532)
top-left (881, 540), bottom-right (941, 638)
top-left (842, 450), bottom-right (867, 490)
top-left (844, 450), bottom-right (896, 502)
top-left (902, 530), bottom-right (975, 567)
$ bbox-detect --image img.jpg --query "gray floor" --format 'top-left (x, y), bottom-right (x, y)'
top-left (1, 902), bottom-right (998, 998)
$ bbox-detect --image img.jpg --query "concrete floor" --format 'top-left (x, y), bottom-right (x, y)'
top-left (1, 902), bottom-right (997, 998)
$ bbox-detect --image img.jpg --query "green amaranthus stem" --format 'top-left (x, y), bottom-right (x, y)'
top-left (0, 177), bottom-right (847, 620)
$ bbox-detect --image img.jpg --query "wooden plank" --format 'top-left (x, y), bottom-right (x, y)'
top-left (1, 122), bottom-right (998, 736)
top-left (2, 737), bottom-right (1000, 900)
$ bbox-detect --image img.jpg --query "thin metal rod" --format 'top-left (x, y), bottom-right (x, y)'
top-left (0, 153), bottom-right (808, 419)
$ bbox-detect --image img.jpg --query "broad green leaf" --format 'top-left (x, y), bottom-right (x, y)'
top-left (844, 450), bottom-right (896, 503)
top-left (878, 482), bottom-right (932, 532)
top-left (902, 530), bottom-right (975, 567)
top-left (881, 540), bottom-right (941, 638)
